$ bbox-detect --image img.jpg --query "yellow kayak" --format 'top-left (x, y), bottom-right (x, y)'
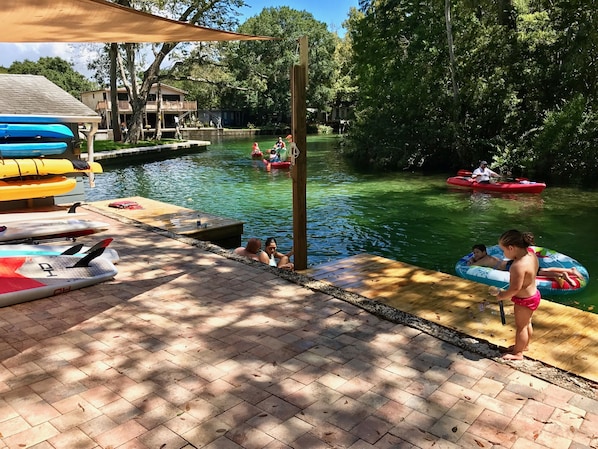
top-left (0, 158), bottom-right (103, 179)
top-left (0, 176), bottom-right (77, 201)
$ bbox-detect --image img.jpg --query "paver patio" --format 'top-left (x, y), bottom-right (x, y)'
top-left (1, 208), bottom-right (597, 448)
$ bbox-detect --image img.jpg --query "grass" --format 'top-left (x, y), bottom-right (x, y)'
top-left (80, 139), bottom-right (179, 153)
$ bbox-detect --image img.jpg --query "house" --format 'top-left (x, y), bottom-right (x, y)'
top-left (80, 84), bottom-right (197, 131)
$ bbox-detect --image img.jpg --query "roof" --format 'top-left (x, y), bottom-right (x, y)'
top-left (0, 74), bottom-right (100, 123)
top-left (1, 0), bottom-right (273, 43)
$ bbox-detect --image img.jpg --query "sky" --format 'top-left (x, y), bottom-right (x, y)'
top-left (0, 1), bottom-right (359, 75)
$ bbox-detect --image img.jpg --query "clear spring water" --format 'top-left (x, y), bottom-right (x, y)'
top-left (85, 134), bottom-right (598, 313)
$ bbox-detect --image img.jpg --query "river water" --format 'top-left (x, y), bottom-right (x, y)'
top-left (85, 135), bottom-right (598, 313)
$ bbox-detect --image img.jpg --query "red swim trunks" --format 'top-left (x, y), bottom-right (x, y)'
top-left (511, 290), bottom-right (541, 311)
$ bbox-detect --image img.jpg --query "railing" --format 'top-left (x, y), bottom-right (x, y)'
top-left (94, 100), bottom-right (196, 112)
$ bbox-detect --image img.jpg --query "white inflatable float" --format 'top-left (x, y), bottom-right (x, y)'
top-left (456, 245), bottom-right (589, 296)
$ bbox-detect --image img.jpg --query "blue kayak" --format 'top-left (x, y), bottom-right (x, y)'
top-left (0, 141), bottom-right (67, 157)
top-left (0, 123), bottom-right (74, 140)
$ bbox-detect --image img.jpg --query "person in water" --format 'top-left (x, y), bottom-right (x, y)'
top-left (259, 237), bottom-right (294, 270)
top-left (234, 238), bottom-right (263, 262)
top-left (489, 230), bottom-right (540, 360)
top-left (269, 148), bottom-right (280, 162)
top-left (469, 243), bottom-right (582, 287)
top-left (467, 244), bottom-right (507, 269)
top-left (274, 136), bottom-right (286, 150)
top-left (251, 142), bottom-right (262, 156)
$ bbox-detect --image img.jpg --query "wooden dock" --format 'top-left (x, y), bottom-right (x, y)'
top-left (89, 196), bottom-right (244, 248)
top-left (81, 140), bottom-right (210, 163)
top-left (302, 254), bottom-right (598, 384)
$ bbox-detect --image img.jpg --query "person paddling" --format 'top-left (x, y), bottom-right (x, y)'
top-left (471, 161), bottom-right (500, 183)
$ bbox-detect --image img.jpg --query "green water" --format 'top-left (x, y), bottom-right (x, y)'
top-left (85, 135), bottom-right (598, 313)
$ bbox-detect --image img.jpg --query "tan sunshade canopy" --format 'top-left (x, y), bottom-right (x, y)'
top-left (1, 0), bottom-right (273, 43)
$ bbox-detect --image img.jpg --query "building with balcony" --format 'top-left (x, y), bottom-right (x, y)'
top-left (80, 84), bottom-right (197, 132)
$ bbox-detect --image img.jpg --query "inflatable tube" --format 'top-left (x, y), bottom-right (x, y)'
top-left (455, 245), bottom-right (589, 296)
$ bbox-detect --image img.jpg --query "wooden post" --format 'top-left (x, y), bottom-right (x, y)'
top-left (291, 36), bottom-right (308, 270)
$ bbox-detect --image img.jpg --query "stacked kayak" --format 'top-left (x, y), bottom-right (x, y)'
top-left (0, 119), bottom-right (102, 202)
top-left (455, 245), bottom-right (589, 296)
top-left (447, 169), bottom-right (546, 194)
top-left (0, 158), bottom-right (103, 179)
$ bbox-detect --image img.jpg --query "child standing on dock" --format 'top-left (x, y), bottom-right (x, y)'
top-left (489, 230), bottom-right (541, 360)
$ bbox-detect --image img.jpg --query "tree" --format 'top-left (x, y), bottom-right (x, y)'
top-left (105, 0), bottom-right (245, 143)
top-left (346, 0), bottom-right (598, 185)
top-left (223, 7), bottom-right (338, 125)
top-left (8, 57), bottom-right (96, 99)
top-left (348, 0), bottom-right (455, 170)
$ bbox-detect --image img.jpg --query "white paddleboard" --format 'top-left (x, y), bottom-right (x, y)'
top-left (0, 240), bottom-right (120, 263)
top-left (0, 218), bottom-right (109, 243)
top-left (0, 250), bottom-right (117, 308)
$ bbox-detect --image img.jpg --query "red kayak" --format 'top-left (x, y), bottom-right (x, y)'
top-left (447, 175), bottom-right (546, 194)
top-left (263, 159), bottom-right (291, 170)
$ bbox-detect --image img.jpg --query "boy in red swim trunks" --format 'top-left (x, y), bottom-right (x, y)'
top-left (490, 230), bottom-right (541, 360)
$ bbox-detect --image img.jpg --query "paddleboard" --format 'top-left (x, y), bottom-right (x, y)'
top-left (0, 142), bottom-right (67, 157)
top-left (0, 176), bottom-right (77, 202)
top-left (0, 248), bottom-right (118, 308)
top-left (0, 218), bottom-right (109, 243)
top-left (0, 123), bottom-right (74, 140)
top-left (0, 239), bottom-right (120, 263)
top-left (0, 158), bottom-right (103, 179)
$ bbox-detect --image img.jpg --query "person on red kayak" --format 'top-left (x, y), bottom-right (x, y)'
top-left (471, 161), bottom-right (500, 183)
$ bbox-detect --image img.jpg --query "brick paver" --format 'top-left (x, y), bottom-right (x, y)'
top-left (1, 209), bottom-right (597, 449)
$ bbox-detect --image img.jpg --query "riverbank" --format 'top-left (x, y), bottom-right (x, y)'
top-left (1, 205), bottom-right (596, 448)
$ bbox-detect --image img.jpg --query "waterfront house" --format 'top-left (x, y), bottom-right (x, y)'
top-left (80, 84), bottom-right (197, 133)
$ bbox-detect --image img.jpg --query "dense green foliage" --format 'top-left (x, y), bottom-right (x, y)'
top-left (222, 7), bottom-right (338, 124)
top-left (346, 0), bottom-right (598, 186)
top-left (7, 57), bottom-right (96, 99)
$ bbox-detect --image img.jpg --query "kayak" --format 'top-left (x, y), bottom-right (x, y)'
top-left (0, 141), bottom-right (68, 157)
top-left (0, 176), bottom-right (77, 201)
top-left (0, 123), bottom-right (74, 140)
top-left (446, 176), bottom-right (546, 194)
top-left (455, 245), bottom-right (589, 296)
top-left (0, 158), bottom-right (103, 179)
top-left (263, 159), bottom-right (291, 169)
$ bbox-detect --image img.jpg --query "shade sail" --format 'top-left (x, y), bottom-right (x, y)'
top-left (1, 0), bottom-right (273, 43)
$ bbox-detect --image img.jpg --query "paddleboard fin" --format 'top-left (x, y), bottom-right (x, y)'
top-left (71, 247), bottom-right (105, 268)
top-left (84, 238), bottom-right (114, 254)
top-left (61, 243), bottom-right (85, 255)
top-left (68, 202), bottom-right (82, 214)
